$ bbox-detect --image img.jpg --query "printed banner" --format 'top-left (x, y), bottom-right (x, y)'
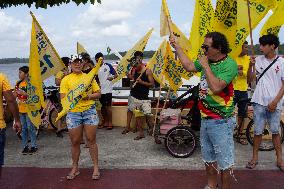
top-left (112, 28), bottom-right (153, 83)
top-left (189, 0), bottom-right (214, 60)
top-left (56, 58), bottom-right (103, 121)
top-left (163, 42), bottom-right (185, 92)
top-left (146, 40), bottom-right (167, 86)
top-left (31, 13), bottom-right (65, 80)
top-left (230, 0), bottom-right (276, 58)
top-left (26, 18), bottom-right (45, 128)
top-left (260, 1), bottom-right (284, 36)
top-left (160, 0), bottom-right (171, 37)
top-left (77, 42), bottom-right (88, 54)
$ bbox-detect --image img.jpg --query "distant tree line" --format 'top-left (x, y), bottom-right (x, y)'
top-left (1, 44), bottom-right (283, 64)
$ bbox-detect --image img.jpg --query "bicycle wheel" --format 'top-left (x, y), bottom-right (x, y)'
top-left (165, 126), bottom-right (196, 158)
top-left (246, 120), bottom-right (284, 151)
top-left (49, 107), bottom-right (59, 131)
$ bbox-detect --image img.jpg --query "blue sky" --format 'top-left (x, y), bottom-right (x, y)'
top-left (0, 0), bottom-right (283, 58)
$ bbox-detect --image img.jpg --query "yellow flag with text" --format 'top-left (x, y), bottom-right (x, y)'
top-left (56, 58), bottom-right (103, 121)
top-left (146, 40), bottom-right (167, 86)
top-left (160, 0), bottom-right (170, 37)
top-left (189, 0), bottom-right (214, 60)
top-left (260, 1), bottom-right (284, 36)
top-left (112, 28), bottom-right (153, 83)
top-left (26, 19), bottom-right (45, 128)
top-left (31, 13), bottom-right (65, 80)
top-left (230, 0), bottom-right (276, 58)
top-left (77, 42), bottom-right (88, 54)
top-left (163, 42), bottom-right (186, 92)
top-left (213, 0), bottom-right (238, 48)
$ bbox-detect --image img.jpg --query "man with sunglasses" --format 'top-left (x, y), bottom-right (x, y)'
top-left (170, 32), bottom-right (238, 189)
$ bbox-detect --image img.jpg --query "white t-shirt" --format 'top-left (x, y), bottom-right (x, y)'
top-left (98, 63), bottom-right (116, 94)
top-left (251, 55), bottom-right (284, 110)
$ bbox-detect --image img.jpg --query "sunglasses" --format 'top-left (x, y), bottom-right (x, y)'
top-left (201, 44), bottom-right (210, 52)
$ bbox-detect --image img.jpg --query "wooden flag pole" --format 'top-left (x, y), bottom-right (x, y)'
top-left (163, 88), bottom-right (171, 109)
top-left (247, 0), bottom-right (255, 56)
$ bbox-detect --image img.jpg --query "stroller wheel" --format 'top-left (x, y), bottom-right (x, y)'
top-left (165, 125), bottom-right (196, 158)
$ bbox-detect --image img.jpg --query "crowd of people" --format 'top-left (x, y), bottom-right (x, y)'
top-left (0, 33), bottom-right (284, 189)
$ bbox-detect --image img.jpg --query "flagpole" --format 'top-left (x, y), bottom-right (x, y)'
top-left (152, 77), bottom-right (164, 137)
top-left (246, 0), bottom-right (255, 56)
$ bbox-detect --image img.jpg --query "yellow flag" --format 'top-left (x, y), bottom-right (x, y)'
top-left (213, 0), bottom-right (238, 48)
top-left (189, 0), bottom-right (214, 60)
top-left (172, 23), bottom-right (191, 56)
top-left (26, 19), bottom-right (45, 128)
top-left (260, 1), bottom-right (284, 36)
top-left (160, 0), bottom-right (170, 37)
top-left (163, 42), bottom-right (185, 92)
top-left (77, 42), bottom-right (88, 54)
top-left (112, 28), bottom-right (153, 83)
top-left (230, 0), bottom-right (276, 58)
top-left (30, 12), bottom-right (65, 80)
top-left (146, 40), bottom-right (167, 86)
top-left (56, 58), bottom-right (103, 121)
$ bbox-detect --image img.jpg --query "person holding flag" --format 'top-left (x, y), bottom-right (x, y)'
top-left (60, 54), bottom-right (101, 180)
top-left (170, 32), bottom-right (238, 189)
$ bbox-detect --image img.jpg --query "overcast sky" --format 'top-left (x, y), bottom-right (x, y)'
top-left (0, 0), bottom-right (283, 58)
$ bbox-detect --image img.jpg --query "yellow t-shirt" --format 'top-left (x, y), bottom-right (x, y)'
top-left (233, 55), bottom-right (250, 91)
top-left (15, 80), bottom-right (28, 113)
top-left (55, 70), bottom-right (65, 80)
top-left (0, 73), bottom-right (11, 128)
top-left (60, 73), bottom-right (100, 113)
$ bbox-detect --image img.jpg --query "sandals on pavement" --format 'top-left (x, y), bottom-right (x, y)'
top-left (107, 126), bottom-right (113, 130)
top-left (246, 161), bottom-right (258, 169)
top-left (66, 171), bottom-right (80, 180)
top-left (121, 129), bottom-right (130, 134)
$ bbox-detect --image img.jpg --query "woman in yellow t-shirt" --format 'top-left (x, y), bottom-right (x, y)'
top-left (14, 66), bottom-right (38, 154)
top-left (60, 54), bottom-right (101, 180)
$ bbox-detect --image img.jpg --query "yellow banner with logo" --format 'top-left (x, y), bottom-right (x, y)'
top-left (260, 1), bottom-right (284, 36)
top-left (189, 0), bottom-right (214, 60)
top-left (30, 12), bottom-right (65, 80)
top-left (163, 42), bottom-right (190, 92)
top-left (56, 58), bottom-right (103, 121)
top-left (213, 0), bottom-right (238, 49)
top-left (230, 0), bottom-right (276, 58)
top-left (77, 42), bottom-right (88, 54)
top-left (26, 18), bottom-right (45, 128)
top-left (112, 28), bottom-right (153, 83)
top-left (160, 0), bottom-right (170, 37)
top-left (146, 40), bottom-right (167, 86)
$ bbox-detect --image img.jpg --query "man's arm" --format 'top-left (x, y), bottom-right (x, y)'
top-left (199, 56), bottom-right (229, 94)
top-left (268, 80), bottom-right (284, 112)
top-left (169, 35), bottom-right (197, 72)
top-left (3, 90), bottom-right (21, 132)
top-left (247, 57), bottom-right (256, 84)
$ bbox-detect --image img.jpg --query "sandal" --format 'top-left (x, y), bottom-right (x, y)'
top-left (236, 137), bottom-right (248, 145)
top-left (121, 129), bottom-right (130, 134)
top-left (92, 173), bottom-right (100, 180)
top-left (107, 126), bottom-right (113, 130)
top-left (246, 161), bottom-right (258, 169)
top-left (66, 171), bottom-right (80, 180)
top-left (98, 125), bottom-right (104, 129)
top-left (134, 135), bottom-right (145, 140)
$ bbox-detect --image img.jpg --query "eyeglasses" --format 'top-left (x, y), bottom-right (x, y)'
top-left (201, 44), bottom-right (210, 52)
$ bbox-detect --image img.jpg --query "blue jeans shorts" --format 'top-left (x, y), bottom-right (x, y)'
top-left (200, 117), bottom-right (235, 170)
top-left (66, 105), bottom-right (99, 129)
top-left (0, 128), bottom-right (6, 166)
top-left (253, 103), bottom-right (281, 135)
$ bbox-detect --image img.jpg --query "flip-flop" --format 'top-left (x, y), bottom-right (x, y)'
top-left (92, 173), bottom-right (100, 180)
top-left (66, 171), bottom-right (80, 180)
top-left (246, 161), bottom-right (258, 169)
top-left (134, 135), bottom-right (145, 140)
top-left (277, 164), bottom-right (284, 173)
top-left (121, 129), bottom-right (130, 134)
top-left (107, 126), bottom-right (113, 130)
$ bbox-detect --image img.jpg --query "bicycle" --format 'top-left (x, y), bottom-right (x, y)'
top-left (235, 98), bottom-right (284, 151)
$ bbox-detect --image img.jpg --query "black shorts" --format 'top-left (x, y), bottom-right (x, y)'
top-left (0, 129), bottom-right (6, 165)
top-left (100, 93), bottom-right (112, 107)
top-left (233, 90), bottom-right (248, 118)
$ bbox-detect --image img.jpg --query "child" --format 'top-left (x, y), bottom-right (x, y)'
top-left (14, 66), bottom-right (38, 155)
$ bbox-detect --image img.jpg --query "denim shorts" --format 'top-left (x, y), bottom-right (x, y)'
top-left (200, 117), bottom-right (235, 170)
top-left (66, 105), bottom-right (99, 129)
top-left (0, 128), bottom-right (6, 165)
top-left (253, 103), bottom-right (281, 135)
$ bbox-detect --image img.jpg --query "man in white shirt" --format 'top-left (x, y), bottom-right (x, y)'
top-left (96, 52), bottom-right (117, 130)
top-left (246, 34), bottom-right (284, 172)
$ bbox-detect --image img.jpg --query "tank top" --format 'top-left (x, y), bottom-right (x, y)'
top-left (130, 70), bottom-right (150, 100)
